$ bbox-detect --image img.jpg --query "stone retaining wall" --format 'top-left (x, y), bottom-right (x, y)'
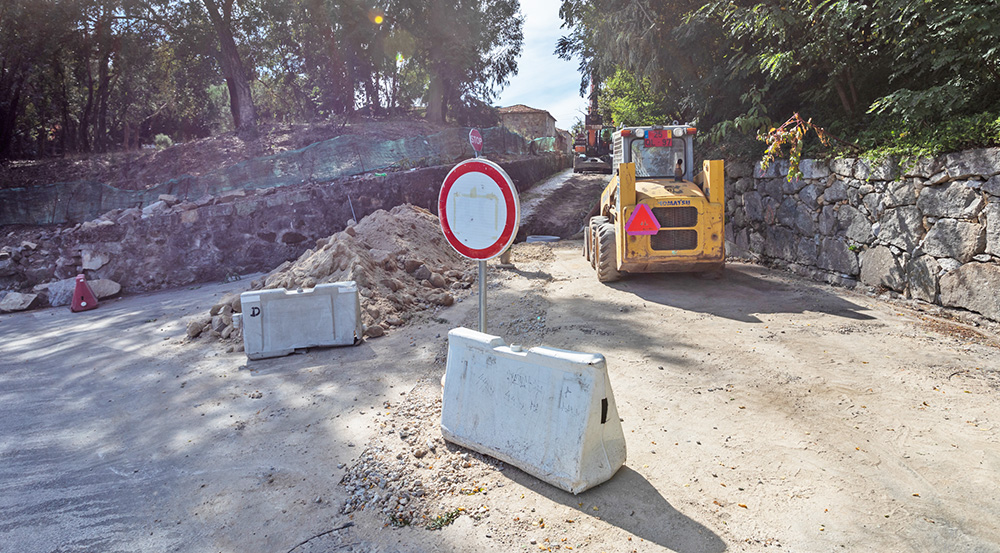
top-left (725, 148), bottom-right (1000, 321)
top-left (0, 154), bottom-right (569, 309)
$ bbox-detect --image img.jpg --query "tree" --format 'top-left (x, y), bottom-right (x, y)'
top-left (868, 0), bottom-right (1000, 123)
top-left (558, 0), bottom-right (1000, 157)
top-left (599, 68), bottom-right (672, 127)
top-left (0, 0), bottom-right (73, 158)
top-left (295, 0), bottom-right (353, 115)
top-left (1, 0), bottom-right (526, 160)
top-left (200, 0), bottom-right (258, 137)
top-left (386, 0), bottom-right (523, 123)
top-left (557, 0), bottom-right (729, 128)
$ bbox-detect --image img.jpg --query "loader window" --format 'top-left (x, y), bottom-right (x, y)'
top-left (630, 138), bottom-right (687, 178)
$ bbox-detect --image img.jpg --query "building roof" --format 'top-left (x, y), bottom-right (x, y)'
top-left (498, 104), bottom-right (555, 119)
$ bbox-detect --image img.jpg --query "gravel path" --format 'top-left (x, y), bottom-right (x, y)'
top-left (2, 238), bottom-right (998, 553)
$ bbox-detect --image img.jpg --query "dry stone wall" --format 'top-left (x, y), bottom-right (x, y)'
top-left (725, 148), bottom-right (1000, 321)
top-left (0, 154), bottom-right (568, 311)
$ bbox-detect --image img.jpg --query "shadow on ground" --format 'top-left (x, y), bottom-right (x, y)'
top-left (606, 262), bottom-right (876, 324)
top-left (506, 465), bottom-right (726, 553)
top-left (0, 279), bottom-right (461, 553)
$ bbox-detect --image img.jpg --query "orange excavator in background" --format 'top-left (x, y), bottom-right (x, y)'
top-left (573, 79), bottom-right (613, 174)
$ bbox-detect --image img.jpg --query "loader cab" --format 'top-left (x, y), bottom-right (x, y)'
top-left (612, 125), bottom-right (696, 182)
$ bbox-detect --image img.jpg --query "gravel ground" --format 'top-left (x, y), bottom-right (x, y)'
top-left (3, 237), bottom-right (999, 553)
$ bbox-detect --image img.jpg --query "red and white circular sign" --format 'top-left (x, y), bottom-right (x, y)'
top-left (469, 128), bottom-right (484, 153)
top-left (439, 158), bottom-right (519, 260)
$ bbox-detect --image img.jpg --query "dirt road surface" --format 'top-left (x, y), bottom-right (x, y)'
top-left (3, 195), bottom-right (1000, 552)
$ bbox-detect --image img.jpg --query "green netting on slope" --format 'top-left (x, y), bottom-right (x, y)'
top-left (530, 137), bottom-right (558, 152)
top-left (0, 126), bottom-right (538, 226)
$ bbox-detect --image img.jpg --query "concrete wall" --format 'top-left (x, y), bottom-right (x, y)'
top-left (725, 148), bottom-right (1000, 321)
top-left (0, 154), bottom-right (570, 305)
top-left (0, 127), bottom-right (535, 227)
top-left (501, 113), bottom-right (556, 141)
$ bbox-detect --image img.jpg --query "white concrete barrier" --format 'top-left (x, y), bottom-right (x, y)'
top-left (440, 327), bottom-right (626, 494)
top-left (241, 282), bottom-right (363, 360)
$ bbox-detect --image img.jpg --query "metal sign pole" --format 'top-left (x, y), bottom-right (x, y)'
top-left (440, 133), bottom-right (512, 337)
top-left (473, 130), bottom-right (485, 332)
top-left (478, 260), bottom-right (487, 332)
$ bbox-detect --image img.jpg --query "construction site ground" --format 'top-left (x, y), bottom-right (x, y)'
top-left (3, 172), bottom-right (1000, 553)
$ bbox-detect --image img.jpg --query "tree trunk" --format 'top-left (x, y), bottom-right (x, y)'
top-left (203, 0), bottom-right (257, 137)
top-left (0, 84), bottom-right (21, 159)
top-left (57, 57), bottom-right (71, 155)
top-left (123, 121), bottom-right (132, 151)
top-left (364, 73), bottom-right (379, 114)
top-left (305, 0), bottom-right (351, 114)
top-left (79, 72), bottom-right (94, 152)
top-left (95, 49), bottom-right (112, 152)
top-left (834, 79), bottom-right (853, 117)
top-left (426, 68), bottom-right (445, 123)
top-left (847, 66), bottom-right (859, 110)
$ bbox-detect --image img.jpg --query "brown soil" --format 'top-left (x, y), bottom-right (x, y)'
top-left (0, 117), bottom-right (453, 191)
top-left (191, 204), bottom-right (478, 345)
top-left (256, 204), bottom-right (475, 334)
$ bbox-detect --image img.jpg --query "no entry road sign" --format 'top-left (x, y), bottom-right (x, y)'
top-left (438, 158), bottom-right (519, 261)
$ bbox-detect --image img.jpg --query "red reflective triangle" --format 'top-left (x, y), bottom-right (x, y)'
top-left (625, 204), bottom-right (660, 235)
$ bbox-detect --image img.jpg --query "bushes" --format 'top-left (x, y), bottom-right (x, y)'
top-left (154, 134), bottom-right (173, 150)
top-left (854, 113), bottom-right (1000, 161)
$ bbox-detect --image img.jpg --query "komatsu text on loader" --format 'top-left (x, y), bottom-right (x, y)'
top-left (584, 124), bottom-right (726, 282)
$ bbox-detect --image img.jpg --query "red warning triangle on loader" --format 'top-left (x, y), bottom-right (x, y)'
top-left (625, 204), bottom-right (661, 235)
top-left (71, 274), bottom-right (99, 313)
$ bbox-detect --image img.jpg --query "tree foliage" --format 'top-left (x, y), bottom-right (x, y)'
top-left (0, 0), bottom-right (524, 159)
top-left (599, 68), bottom-right (671, 128)
top-left (385, 0), bottom-right (523, 123)
top-left (557, 0), bottom-right (1000, 158)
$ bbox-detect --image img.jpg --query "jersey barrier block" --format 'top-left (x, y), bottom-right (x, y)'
top-left (241, 282), bottom-right (363, 360)
top-left (440, 327), bottom-right (627, 494)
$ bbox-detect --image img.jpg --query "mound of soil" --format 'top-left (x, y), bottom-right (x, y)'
top-left (194, 204), bottom-right (476, 345)
top-left (259, 204), bottom-right (475, 332)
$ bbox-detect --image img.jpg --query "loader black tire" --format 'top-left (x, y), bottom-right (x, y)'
top-left (588, 216), bottom-right (608, 269)
top-left (596, 222), bottom-right (621, 282)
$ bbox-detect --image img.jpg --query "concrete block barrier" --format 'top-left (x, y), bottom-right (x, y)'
top-left (241, 282), bottom-right (363, 360)
top-left (440, 327), bottom-right (626, 494)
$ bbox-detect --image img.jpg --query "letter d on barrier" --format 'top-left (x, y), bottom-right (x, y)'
top-left (440, 327), bottom-right (627, 494)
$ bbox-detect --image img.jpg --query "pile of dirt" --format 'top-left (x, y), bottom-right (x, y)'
top-left (190, 204), bottom-right (476, 346)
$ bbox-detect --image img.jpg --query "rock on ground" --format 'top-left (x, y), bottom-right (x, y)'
top-left (33, 277), bottom-right (77, 307)
top-left (0, 292), bottom-right (38, 313)
top-left (88, 279), bottom-right (121, 299)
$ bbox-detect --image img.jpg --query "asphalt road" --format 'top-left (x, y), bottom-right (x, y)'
top-left (0, 277), bottom-right (471, 553)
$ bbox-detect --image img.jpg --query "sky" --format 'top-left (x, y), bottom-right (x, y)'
top-left (494, 0), bottom-right (589, 131)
